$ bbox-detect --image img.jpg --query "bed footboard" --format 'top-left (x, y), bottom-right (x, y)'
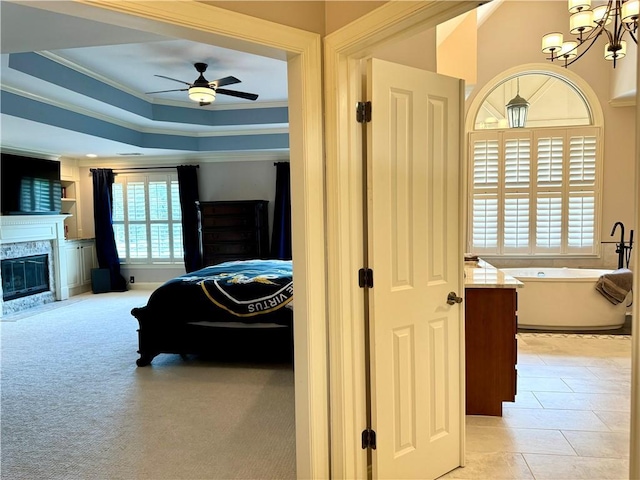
top-left (131, 306), bottom-right (293, 366)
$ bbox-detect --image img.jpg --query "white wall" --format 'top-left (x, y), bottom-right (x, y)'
top-left (78, 159), bottom-right (285, 284)
top-left (198, 160), bottom-right (279, 229)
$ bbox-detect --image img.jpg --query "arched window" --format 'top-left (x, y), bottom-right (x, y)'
top-left (467, 66), bottom-right (603, 257)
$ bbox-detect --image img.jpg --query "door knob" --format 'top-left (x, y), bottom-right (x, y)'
top-left (447, 292), bottom-right (463, 305)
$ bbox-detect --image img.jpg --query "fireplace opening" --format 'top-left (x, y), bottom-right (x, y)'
top-left (1, 254), bottom-right (50, 301)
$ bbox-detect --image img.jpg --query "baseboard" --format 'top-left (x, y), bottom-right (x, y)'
top-left (69, 284), bottom-right (92, 297)
top-left (128, 282), bottom-right (161, 291)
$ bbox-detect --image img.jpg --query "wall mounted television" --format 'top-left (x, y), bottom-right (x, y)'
top-left (1, 153), bottom-right (62, 215)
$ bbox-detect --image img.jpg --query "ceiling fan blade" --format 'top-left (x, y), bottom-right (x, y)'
top-left (210, 76), bottom-right (241, 88)
top-left (216, 88), bottom-right (259, 101)
top-left (154, 74), bottom-right (192, 86)
top-left (145, 88), bottom-right (189, 94)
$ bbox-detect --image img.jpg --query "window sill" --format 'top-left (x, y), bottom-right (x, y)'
top-left (119, 263), bottom-right (185, 269)
top-left (479, 254), bottom-right (601, 261)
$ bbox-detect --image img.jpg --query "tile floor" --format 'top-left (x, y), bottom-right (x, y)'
top-left (441, 332), bottom-right (632, 480)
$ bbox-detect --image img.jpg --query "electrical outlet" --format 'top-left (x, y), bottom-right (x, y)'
top-left (129, 276), bottom-right (135, 284)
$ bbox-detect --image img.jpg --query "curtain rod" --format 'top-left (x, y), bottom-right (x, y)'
top-left (90, 165), bottom-right (199, 173)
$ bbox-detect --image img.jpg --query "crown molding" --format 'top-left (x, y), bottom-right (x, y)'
top-left (77, 149), bottom-right (290, 166)
top-left (610, 98), bottom-right (637, 107)
top-left (0, 146), bottom-right (61, 160)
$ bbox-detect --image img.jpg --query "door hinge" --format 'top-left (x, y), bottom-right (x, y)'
top-left (358, 268), bottom-right (374, 288)
top-left (356, 101), bottom-right (372, 123)
top-left (362, 428), bottom-right (377, 450)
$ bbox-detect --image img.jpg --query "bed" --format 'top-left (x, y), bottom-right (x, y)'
top-left (131, 259), bottom-right (293, 366)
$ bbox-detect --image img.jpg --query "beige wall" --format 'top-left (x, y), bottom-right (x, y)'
top-left (437, 11), bottom-right (477, 84)
top-left (203, 1), bottom-right (326, 34)
top-left (611, 39), bottom-right (638, 102)
top-left (324, 0), bottom-right (387, 34)
top-left (468, 1), bottom-right (636, 269)
top-left (372, 27), bottom-right (437, 72)
top-left (202, 0), bottom-right (386, 35)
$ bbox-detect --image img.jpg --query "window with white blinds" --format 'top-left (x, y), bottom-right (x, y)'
top-left (468, 127), bottom-right (601, 256)
top-left (112, 172), bottom-right (183, 264)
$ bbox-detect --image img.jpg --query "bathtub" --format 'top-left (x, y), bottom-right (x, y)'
top-left (499, 267), bottom-right (629, 331)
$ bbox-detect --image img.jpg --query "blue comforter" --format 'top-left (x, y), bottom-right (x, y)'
top-left (146, 259), bottom-right (293, 325)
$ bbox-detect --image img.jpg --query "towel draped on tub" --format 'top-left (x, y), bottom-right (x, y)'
top-left (595, 268), bottom-right (633, 305)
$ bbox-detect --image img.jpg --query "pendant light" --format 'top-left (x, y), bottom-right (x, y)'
top-left (506, 77), bottom-right (530, 129)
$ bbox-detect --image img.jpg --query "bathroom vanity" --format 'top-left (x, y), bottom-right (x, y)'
top-left (464, 261), bottom-right (523, 416)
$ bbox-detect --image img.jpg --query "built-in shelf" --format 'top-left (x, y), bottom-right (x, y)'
top-left (60, 179), bottom-right (79, 239)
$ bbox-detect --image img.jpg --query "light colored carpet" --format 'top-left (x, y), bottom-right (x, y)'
top-left (1, 289), bottom-right (296, 480)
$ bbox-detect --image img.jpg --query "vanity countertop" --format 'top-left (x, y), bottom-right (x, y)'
top-left (464, 259), bottom-right (523, 289)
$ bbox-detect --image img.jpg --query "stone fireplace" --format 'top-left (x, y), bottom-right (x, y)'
top-left (2, 252), bottom-right (51, 301)
top-left (0, 215), bottom-right (69, 317)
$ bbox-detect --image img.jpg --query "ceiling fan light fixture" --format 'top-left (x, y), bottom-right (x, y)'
top-left (188, 86), bottom-right (215, 103)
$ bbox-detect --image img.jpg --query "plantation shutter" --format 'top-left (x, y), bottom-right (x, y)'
top-left (468, 127), bottom-right (600, 256)
top-left (567, 134), bottom-right (597, 253)
top-left (110, 173), bottom-right (183, 264)
top-left (149, 178), bottom-right (171, 259)
top-left (503, 136), bottom-right (531, 253)
top-left (535, 134), bottom-right (564, 253)
top-left (470, 134), bottom-right (499, 253)
top-left (535, 195), bottom-right (562, 251)
top-left (112, 182), bottom-right (126, 259)
top-left (126, 178), bottom-right (148, 259)
top-left (170, 180), bottom-right (183, 259)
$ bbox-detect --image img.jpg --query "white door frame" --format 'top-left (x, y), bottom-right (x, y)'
top-left (25, 1), bottom-right (327, 478)
top-left (631, 47), bottom-right (640, 480)
top-left (324, 2), bottom-right (481, 478)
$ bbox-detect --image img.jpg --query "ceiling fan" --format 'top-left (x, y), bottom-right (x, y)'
top-left (145, 62), bottom-right (259, 106)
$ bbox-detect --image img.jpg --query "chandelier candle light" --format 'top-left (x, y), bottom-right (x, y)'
top-left (541, 0), bottom-right (638, 67)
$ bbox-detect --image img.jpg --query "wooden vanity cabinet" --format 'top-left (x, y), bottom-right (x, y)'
top-left (465, 287), bottom-right (518, 416)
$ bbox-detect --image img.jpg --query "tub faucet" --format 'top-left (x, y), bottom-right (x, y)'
top-left (610, 221), bottom-right (634, 269)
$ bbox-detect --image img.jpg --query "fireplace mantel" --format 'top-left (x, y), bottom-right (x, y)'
top-left (0, 214), bottom-right (69, 244)
top-left (0, 215), bottom-right (70, 314)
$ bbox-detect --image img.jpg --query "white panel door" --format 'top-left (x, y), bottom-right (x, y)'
top-left (367, 58), bottom-right (463, 480)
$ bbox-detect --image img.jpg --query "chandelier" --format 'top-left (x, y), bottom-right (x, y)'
top-left (541, 0), bottom-right (639, 68)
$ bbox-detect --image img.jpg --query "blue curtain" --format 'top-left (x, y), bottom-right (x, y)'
top-left (177, 165), bottom-right (201, 272)
top-left (92, 168), bottom-right (127, 291)
top-left (270, 162), bottom-right (292, 259)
